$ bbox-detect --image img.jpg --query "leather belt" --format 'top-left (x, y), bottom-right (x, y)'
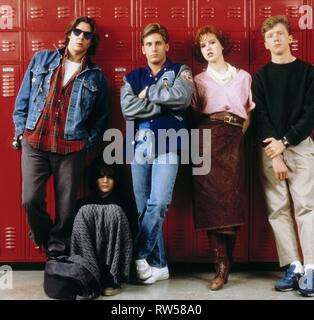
top-left (207, 112), bottom-right (244, 128)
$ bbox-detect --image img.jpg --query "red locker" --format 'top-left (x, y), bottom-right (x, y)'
top-left (0, 0), bottom-right (22, 30)
top-left (109, 64), bottom-right (133, 130)
top-left (82, 0), bottom-right (135, 62)
top-left (308, 31), bottom-right (314, 63)
top-left (0, 32), bottom-right (21, 63)
top-left (195, 0), bottom-right (247, 30)
top-left (166, 167), bottom-right (194, 261)
top-left (252, 0), bottom-right (305, 30)
top-left (25, 0), bottom-right (77, 31)
top-left (250, 154), bottom-right (278, 262)
top-left (227, 31), bottom-right (249, 65)
top-left (25, 32), bottom-right (64, 62)
top-left (0, 65), bottom-right (23, 261)
top-left (139, 0), bottom-right (190, 28)
top-left (82, 0), bottom-right (133, 28)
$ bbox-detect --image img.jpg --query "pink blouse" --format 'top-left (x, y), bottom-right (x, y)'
top-left (192, 69), bottom-right (255, 119)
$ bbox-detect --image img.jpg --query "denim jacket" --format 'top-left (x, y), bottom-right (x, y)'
top-left (13, 48), bottom-right (110, 151)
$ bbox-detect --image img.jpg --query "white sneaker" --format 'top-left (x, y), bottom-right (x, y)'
top-left (135, 259), bottom-right (152, 280)
top-left (142, 266), bottom-right (169, 285)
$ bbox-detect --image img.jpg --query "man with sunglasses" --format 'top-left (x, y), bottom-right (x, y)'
top-left (12, 16), bottom-right (109, 259)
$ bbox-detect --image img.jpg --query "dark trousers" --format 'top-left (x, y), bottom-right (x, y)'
top-left (21, 140), bottom-right (85, 255)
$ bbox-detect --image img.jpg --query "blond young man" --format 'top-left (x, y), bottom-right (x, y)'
top-left (252, 15), bottom-right (314, 296)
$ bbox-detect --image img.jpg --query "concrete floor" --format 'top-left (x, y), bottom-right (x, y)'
top-left (0, 264), bottom-right (313, 300)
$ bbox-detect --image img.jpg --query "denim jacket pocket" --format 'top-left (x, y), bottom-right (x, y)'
top-left (30, 67), bottom-right (49, 102)
top-left (83, 80), bottom-right (99, 93)
top-left (81, 80), bottom-right (99, 117)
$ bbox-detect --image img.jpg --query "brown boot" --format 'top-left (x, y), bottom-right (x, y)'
top-left (208, 233), bottom-right (230, 291)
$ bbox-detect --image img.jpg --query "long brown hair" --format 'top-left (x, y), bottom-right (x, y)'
top-left (63, 16), bottom-right (99, 56)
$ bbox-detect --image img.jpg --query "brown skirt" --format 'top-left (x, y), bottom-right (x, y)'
top-left (192, 119), bottom-right (246, 231)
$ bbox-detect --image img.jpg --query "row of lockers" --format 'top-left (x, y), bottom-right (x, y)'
top-left (1, 0), bottom-right (314, 65)
top-left (1, 30), bottom-right (311, 65)
top-left (1, 0), bottom-right (313, 262)
top-left (1, 0), bottom-right (312, 31)
top-left (0, 30), bottom-right (314, 66)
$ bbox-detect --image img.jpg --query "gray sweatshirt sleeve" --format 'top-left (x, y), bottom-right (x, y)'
top-left (146, 65), bottom-right (195, 111)
top-left (120, 79), bottom-right (162, 120)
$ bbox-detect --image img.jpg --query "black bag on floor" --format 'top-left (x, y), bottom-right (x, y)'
top-left (43, 255), bottom-right (101, 300)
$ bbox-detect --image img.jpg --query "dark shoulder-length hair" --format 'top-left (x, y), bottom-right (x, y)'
top-left (88, 157), bottom-right (122, 195)
top-left (63, 16), bottom-right (99, 56)
top-left (193, 25), bottom-right (232, 65)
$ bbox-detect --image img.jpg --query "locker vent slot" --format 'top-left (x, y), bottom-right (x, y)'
top-left (114, 7), bottom-right (129, 19)
top-left (200, 7), bottom-right (215, 18)
top-left (227, 6), bottom-right (241, 18)
top-left (5, 227), bottom-right (16, 249)
top-left (285, 5), bottom-right (299, 18)
top-left (86, 6), bottom-right (102, 18)
top-left (29, 7), bottom-right (44, 19)
top-left (2, 72), bottom-right (15, 97)
top-left (144, 7), bottom-right (158, 18)
top-left (1, 40), bottom-right (16, 52)
top-left (259, 6), bottom-right (271, 18)
top-left (170, 7), bottom-right (185, 19)
top-left (57, 6), bottom-right (71, 19)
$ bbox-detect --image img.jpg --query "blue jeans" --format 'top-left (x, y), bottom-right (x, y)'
top-left (131, 149), bottom-right (179, 268)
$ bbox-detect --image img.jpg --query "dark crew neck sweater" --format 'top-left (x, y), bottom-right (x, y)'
top-left (252, 59), bottom-right (314, 145)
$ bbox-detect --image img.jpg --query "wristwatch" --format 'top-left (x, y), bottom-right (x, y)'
top-left (281, 136), bottom-right (290, 148)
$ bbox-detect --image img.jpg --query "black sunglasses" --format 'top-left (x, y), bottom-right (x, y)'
top-left (72, 28), bottom-right (93, 40)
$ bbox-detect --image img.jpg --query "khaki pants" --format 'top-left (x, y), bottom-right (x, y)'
top-left (260, 137), bottom-right (314, 266)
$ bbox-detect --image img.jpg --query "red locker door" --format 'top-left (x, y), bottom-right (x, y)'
top-left (109, 64), bottom-right (134, 130)
top-left (0, 65), bottom-right (24, 261)
top-left (308, 31), bottom-right (314, 63)
top-left (97, 30), bottom-right (134, 62)
top-left (0, 32), bottom-right (21, 63)
top-left (250, 152), bottom-right (278, 262)
top-left (0, 0), bottom-right (22, 30)
top-left (167, 167), bottom-right (194, 261)
top-left (228, 31), bottom-right (249, 67)
top-left (82, 0), bottom-right (133, 28)
top-left (196, 0), bottom-right (247, 30)
top-left (140, 0), bottom-right (189, 29)
top-left (26, 0), bottom-right (77, 31)
top-left (25, 32), bottom-right (64, 62)
top-left (252, 0), bottom-right (305, 31)
top-left (82, 0), bottom-right (135, 62)
top-left (25, 180), bottom-right (55, 262)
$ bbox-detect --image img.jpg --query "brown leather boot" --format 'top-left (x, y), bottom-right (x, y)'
top-left (208, 233), bottom-right (230, 291)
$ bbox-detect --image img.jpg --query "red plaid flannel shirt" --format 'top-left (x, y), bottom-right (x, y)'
top-left (24, 54), bottom-right (86, 154)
